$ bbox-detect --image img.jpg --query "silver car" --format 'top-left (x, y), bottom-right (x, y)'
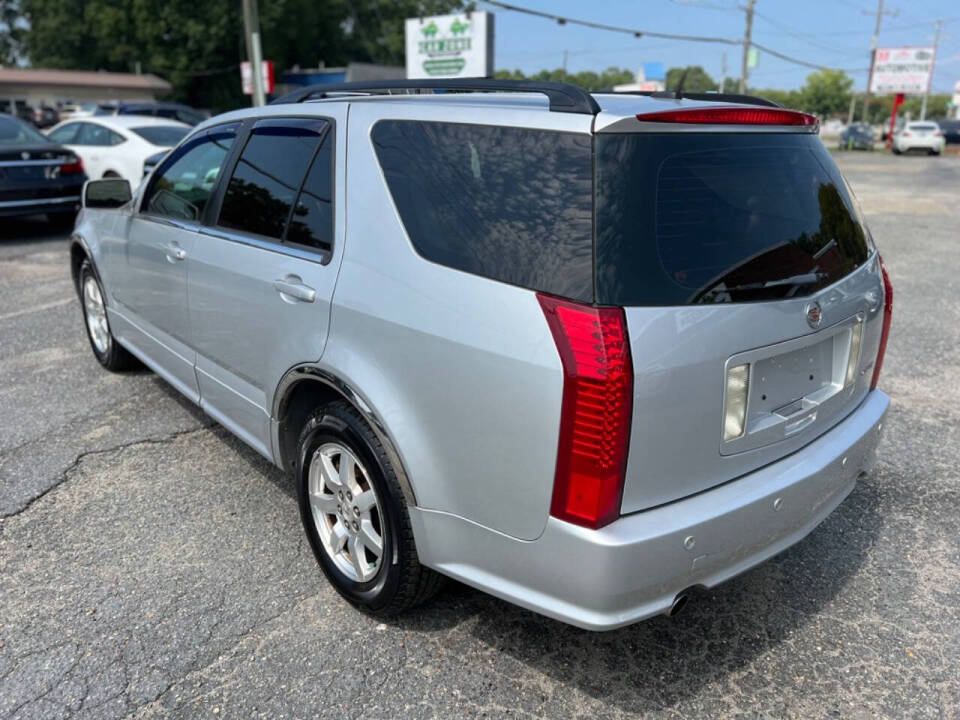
top-left (71, 81), bottom-right (892, 631)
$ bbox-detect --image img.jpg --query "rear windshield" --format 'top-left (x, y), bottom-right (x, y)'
top-left (372, 120), bottom-right (594, 302)
top-left (595, 133), bottom-right (870, 306)
top-left (132, 126), bottom-right (190, 147)
top-left (908, 123), bottom-right (938, 131)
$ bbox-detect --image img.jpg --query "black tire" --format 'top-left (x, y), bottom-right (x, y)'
top-left (297, 400), bottom-right (444, 616)
top-left (78, 259), bottom-right (140, 371)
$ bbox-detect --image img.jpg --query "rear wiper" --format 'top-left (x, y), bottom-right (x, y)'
top-left (715, 272), bottom-right (829, 294)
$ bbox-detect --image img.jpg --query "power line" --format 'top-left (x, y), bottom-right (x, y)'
top-left (482, 0), bottom-right (869, 74)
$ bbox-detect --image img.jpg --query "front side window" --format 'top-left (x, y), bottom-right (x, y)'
top-left (144, 124), bottom-right (237, 221)
top-left (218, 119), bottom-right (327, 240)
top-left (372, 121), bottom-right (594, 302)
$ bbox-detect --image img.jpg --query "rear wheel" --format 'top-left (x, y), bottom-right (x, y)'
top-left (296, 400), bottom-right (444, 616)
top-left (78, 260), bottom-right (139, 371)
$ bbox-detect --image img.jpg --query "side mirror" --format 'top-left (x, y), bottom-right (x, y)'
top-left (83, 178), bottom-right (131, 209)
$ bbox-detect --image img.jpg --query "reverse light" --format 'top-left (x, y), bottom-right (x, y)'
top-left (538, 294), bottom-right (633, 530)
top-left (60, 156), bottom-right (84, 175)
top-left (845, 321), bottom-right (863, 388)
top-left (723, 364), bottom-right (750, 441)
top-left (635, 107), bottom-right (818, 127)
top-left (870, 256), bottom-right (893, 390)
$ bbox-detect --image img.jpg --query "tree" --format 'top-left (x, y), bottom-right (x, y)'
top-left (797, 69), bottom-right (853, 117)
top-left (17, 0), bottom-right (464, 111)
top-left (665, 65), bottom-right (716, 93)
top-left (0, 0), bottom-right (23, 65)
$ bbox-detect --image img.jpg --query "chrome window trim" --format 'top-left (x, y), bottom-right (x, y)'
top-left (596, 119), bottom-right (821, 134)
top-left (198, 226), bottom-right (331, 265)
top-left (0, 158), bottom-right (74, 167)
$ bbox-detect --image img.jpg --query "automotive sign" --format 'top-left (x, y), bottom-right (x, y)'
top-left (869, 47), bottom-right (935, 95)
top-left (405, 12), bottom-right (494, 79)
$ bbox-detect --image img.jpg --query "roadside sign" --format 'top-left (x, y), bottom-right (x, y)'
top-left (869, 47), bottom-right (935, 95)
top-left (405, 12), bottom-right (494, 79)
top-left (241, 60), bottom-right (275, 95)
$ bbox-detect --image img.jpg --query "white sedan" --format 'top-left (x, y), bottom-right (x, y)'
top-left (45, 115), bottom-right (191, 187)
top-left (892, 121), bottom-right (945, 155)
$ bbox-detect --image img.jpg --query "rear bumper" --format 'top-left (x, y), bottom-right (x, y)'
top-left (411, 390), bottom-right (889, 630)
top-left (0, 194), bottom-right (81, 217)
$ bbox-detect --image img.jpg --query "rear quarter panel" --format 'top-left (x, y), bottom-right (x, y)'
top-left (321, 101), bottom-right (593, 540)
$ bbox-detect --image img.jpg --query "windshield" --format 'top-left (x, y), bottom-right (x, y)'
top-left (0, 115), bottom-right (49, 144)
top-left (595, 132), bottom-right (870, 306)
top-left (132, 126), bottom-right (190, 147)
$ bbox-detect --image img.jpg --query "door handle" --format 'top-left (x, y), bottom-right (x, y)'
top-left (165, 242), bottom-right (186, 263)
top-left (273, 277), bottom-right (317, 303)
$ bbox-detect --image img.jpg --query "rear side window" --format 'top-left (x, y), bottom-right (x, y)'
top-left (595, 133), bottom-right (870, 306)
top-left (372, 120), bottom-right (593, 302)
top-left (218, 119), bottom-right (327, 241)
top-left (285, 137), bottom-right (334, 253)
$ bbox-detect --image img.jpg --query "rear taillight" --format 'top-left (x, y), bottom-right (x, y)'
top-left (901, 131), bottom-right (912, 138)
top-left (538, 294), bottom-right (633, 530)
top-left (871, 256), bottom-right (893, 390)
top-left (60, 156), bottom-right (84, 175)
top-left (635, 107), bottom-right (818, 127)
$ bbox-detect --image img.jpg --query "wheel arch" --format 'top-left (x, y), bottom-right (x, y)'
top-left (69, 234), bottom-right (95, 298)
top-left (273, 365), bottom-right (419, 508)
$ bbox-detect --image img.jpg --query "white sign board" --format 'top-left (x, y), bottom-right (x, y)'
top-left (405, 12), bottom-right (494, 79)
top-left (869, 47), bottom-right (935, 95)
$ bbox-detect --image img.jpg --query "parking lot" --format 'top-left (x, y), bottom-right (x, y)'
top-left (0, 150), bottom-right (957, 719)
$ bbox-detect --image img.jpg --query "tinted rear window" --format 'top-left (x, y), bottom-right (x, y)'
top-left (595, 133), bottom-right (870, 306)
top-left (372, 120), bottom-right (593, 302)
top-left (132, 126), bottom-right (190, 146)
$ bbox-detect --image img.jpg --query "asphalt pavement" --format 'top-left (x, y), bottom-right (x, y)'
top-left (1, 151), bottom-right (958, 719)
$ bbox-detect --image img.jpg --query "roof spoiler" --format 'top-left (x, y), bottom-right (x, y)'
top-left (598, 89), bottom-right (783, 109)
top-left (270, 79), bottom-right (602, 116)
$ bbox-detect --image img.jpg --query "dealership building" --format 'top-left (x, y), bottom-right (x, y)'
top-left (0, 67), bottom-right (171, 107)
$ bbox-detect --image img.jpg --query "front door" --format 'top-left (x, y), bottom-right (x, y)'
top-left (110, 123), bottom-right (239, 401)
top-left (187, 113), bottom-right (344, 458)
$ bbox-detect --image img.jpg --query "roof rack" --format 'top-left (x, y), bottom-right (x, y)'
top-left (270, 79), bottom-right (602, 115)
top-left (598, 89), bottom-right (783, 109)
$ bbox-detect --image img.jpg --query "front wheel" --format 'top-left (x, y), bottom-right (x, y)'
top-left (297, 400), bottom-right (444, 616)
top-left (78, 260), bottom-right (139, 371)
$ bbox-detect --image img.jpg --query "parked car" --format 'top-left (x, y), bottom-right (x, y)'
top-left (937, 118), bottom-right (960, 145)
top-left (892, 121), bottom-right (945, 155)
top-left (0, 112), bottom-right (86, 225)
top-left (839, 122), bottom-right (875, 150)
top-left (71, 80), bottom-right (891, 631)
top-left (46, 115), bottom-right (191, 187)
top-left (57, 102), bottom-right (113, 121)
top-left (96, 101), bottom-right (208, 126)
top-left (30, 104), bottom-right (60, 129)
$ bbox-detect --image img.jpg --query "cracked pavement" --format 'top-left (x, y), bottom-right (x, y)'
top-left (1, 152), bottom-right (958, 719)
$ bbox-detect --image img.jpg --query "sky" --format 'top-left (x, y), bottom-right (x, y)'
top-left (478, 0), bottom-right (960, 94)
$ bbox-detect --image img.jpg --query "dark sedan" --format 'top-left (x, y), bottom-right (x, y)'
top-left (938, 119), bottom-right (960, 145)
top-left (0, 113), bottom-right (87, 225)
top-left (839, 123), bottom-right (875, 150)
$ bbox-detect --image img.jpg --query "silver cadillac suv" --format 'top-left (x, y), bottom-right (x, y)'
top-left (71, 80), bottom-right (892, 630)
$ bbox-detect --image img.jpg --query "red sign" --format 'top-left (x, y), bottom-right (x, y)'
top-left (241, 60), bottom-right (275, 95)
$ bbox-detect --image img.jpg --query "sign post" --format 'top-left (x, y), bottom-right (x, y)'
top-left (886, 93), bottom-right (904, 150)
top-left (405, 12), bottom-right (494, 80)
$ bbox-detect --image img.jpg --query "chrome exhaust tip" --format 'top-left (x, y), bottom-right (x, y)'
top-left (667, 592), bottom-right (690, 617)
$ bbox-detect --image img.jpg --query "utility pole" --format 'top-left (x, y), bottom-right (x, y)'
top-left (719, 51), bottom-right (727, 93)
top-left (739, 0), bottom-right (756, 95)
top-left (862, 0), bottom-right (897, 122)
top-left (920, 19), bottom-right (943, 121)
top-left (242, 0), bottom-right (266, 107)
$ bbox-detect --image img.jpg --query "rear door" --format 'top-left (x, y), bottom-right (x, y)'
top-left (594, 130), bottom-right (886, 513)
top-left (187, 110), bottom-right (344, 458)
